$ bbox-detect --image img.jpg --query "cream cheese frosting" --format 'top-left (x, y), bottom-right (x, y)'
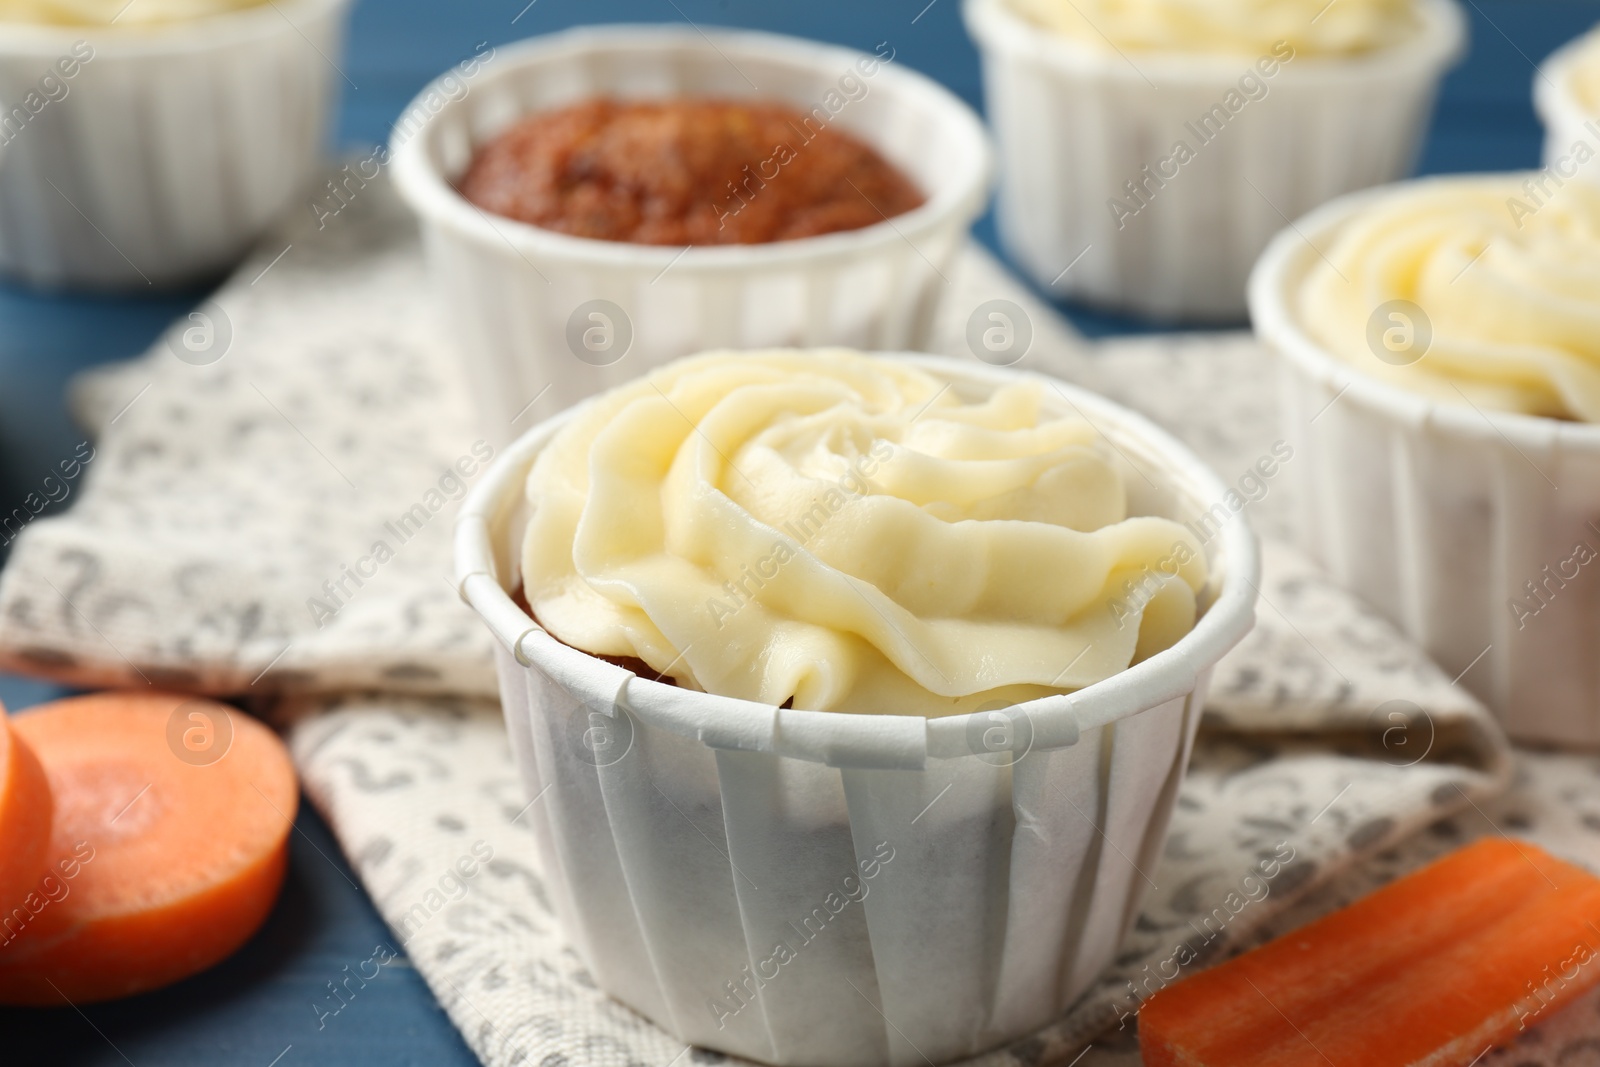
top-left (1570, 26), bottom-right (1600, 114)
top-left (0, 0), bottom-right (268, 25)
top-left (522, 350), bottom-right (1208, 716)
top-left (1003, 0), bottom-right (1422, 56)
top-left (1297, 175), bottom-right (1600, 422)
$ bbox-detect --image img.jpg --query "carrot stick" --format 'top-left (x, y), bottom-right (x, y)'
top-left (0, 704), bottom-right (53, 922)
top-left (1140, 838), bottom-right (1600, 1067)
top-left (0, 691), bottom-right (298, 1005)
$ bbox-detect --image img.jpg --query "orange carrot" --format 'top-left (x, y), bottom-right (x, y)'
top-left (1140, 838), bottom-right (1600, 1067)
top-left (0, 691), bottom-right (298, 1005)
top-left (0, 704), bottom-right (53, 921)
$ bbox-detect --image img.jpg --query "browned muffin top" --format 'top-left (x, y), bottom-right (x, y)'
top-left (457, 98), bottom-right (925, 245)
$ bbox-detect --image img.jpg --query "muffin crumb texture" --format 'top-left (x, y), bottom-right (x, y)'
top-left (522, 349), bottom-right (1208, 716)
top-left (458, 98), bottom-right (925, 246)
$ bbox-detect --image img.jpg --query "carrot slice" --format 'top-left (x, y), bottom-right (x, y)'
top-left (0, 691), bottom-right (298, 1005)
top-left (1140, 838), bottom-right (1600, 1067)
top-left (0, 704), bottom-right (53, 922)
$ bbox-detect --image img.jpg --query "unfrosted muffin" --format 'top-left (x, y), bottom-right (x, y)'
top-left (391, 28), bottom-right (992, 435)
top-left (458, 98), bottom-right (925, 246)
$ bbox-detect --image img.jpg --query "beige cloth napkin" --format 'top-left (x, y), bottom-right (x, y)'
top-left (3, 172), bottom-right (1585, 1067)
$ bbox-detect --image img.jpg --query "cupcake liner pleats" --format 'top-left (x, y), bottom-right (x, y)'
top-left (0, 0), bottom-right (351, 288)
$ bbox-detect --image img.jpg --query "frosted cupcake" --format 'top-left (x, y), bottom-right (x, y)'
top-left (456, 348), bottom-right (1258, 1065)
top-left (0, 0), bottom-right (351, 288)
top-left (965, 0), bottom-right (1465, 320)
top-left (1252, 174), bottom-right (1600, 744)
top-left (1535, 23), bottom-right (1600, 188)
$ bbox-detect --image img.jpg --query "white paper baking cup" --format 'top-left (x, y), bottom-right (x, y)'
top-left (964, 0), bottom-right (1465, 321)
top-left (392, 28), bottom-right (993, 445)
top-left (1534, 28), bottom-right (1600, 187)
top-left (0, 0), bottom-right (350, 290)
top-left (455, 354), bottom-right (1258, 1067)
top-left (1252, 177), bottom-right (1600, 747)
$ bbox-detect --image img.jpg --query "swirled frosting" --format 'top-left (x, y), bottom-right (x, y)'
top-left (1003, 0), bottom-right (1422, 56)
top-left (1570, 27), bottom-right (1600, 113)
top-left (523, 350), bottom-right (1208, 716)
top-left (1297, 176), bottom-right (1600, 421)
top-left (0, 0), bottom-right (268, 25)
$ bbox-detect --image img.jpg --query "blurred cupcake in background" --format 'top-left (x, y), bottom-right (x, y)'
top-left (965, 0), bottom-right (1465, 320)
top-left (1535, 22), bottom-right (1600, 188)
top-left (1251, 173), bottom-right (1600, 745)
top-left (391, 27), bottom-right (992, 442)
top-left (0, 0), bottom-right (352, 289)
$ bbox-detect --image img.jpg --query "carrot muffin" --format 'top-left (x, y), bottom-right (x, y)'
top-left (456, 342), bottom-right (1257, 1066)
top-left (458, 98), bottom-right (925, 245)
top-left (1253, 171), bottom-right (1600, 745)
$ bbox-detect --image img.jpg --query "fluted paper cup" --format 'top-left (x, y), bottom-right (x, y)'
top-left (964, 0), bottom-right (1465, 321)
top-left (1252, 179), bottom-right (1600, 747)
top-left (1535, 27), bottom-right (1600, 187)
top-left (0, 0), bottom-right (351, 290)
top-left (392, 27), bottom-right (993, 446)
top-left (455, 354), bottom-right (1258, 1067)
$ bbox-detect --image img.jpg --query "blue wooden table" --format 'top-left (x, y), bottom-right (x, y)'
top-left (1, 1), bottom-right (1594, 1062)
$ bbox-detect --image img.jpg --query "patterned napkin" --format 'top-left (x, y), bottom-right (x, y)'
top-left (6, 171), bottom-right (1589, 1067)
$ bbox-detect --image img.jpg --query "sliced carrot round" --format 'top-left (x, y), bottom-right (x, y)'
top-left (0, 691), bottom-right (298, 1005)
top-left (0, 704), bottom-right (54, 922)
